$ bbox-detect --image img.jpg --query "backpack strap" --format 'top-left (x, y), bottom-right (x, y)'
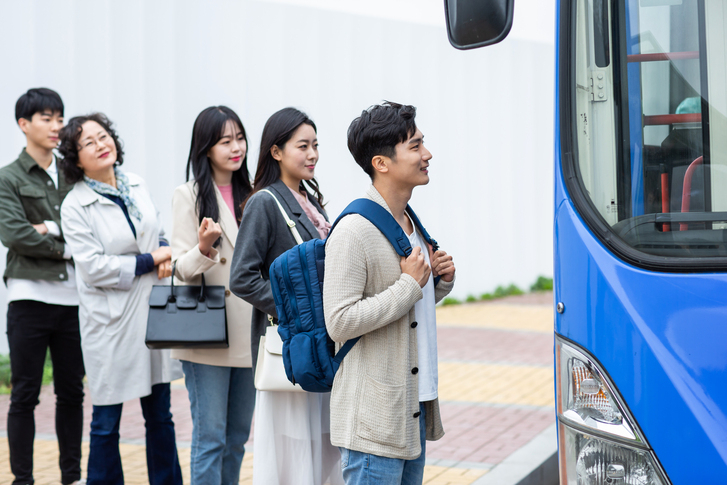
top-left (406, 205), bottom-right (439, 252)
top-left (260, 189), bottom-right (304, 245)
top-left (331, 199), bottom-right (413, 256)
top-left (331, 199), bottom-right (442, 285)
top-left (405, 205), bottom-right (442, 286)
top-left (332, 337), bottom-right (360, 367)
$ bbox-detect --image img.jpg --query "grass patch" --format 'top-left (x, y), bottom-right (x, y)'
top-left (42, 351), bottom-right (53, 385)
top-left (531, 276), bottom-right (554, 292)
top-left (0, 354), bottom-right (10, 394)
top-left (492, 284), bottom-right (524, 298)
top-left (439, 276), bottom-right (554, 307)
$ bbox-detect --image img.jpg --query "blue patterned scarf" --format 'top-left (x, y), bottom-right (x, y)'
top-left (84, 168), bottom-right (143, 222)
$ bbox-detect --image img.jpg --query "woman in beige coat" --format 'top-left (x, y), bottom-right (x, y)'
top-left (170, 106), bottom-right (255, 485)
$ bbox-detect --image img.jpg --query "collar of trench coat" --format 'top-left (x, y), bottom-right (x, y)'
top-left (73, 172), bottom-right (143, 207)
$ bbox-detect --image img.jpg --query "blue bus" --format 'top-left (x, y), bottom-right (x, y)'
top-left (445, 0), bottom-right (727, 483)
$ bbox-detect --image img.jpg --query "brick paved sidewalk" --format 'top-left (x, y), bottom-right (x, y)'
top-left (0, 292), bottom-right (555, 485)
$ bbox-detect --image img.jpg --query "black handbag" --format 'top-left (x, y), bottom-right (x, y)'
top-left (145, 262), bottom-right (229, 349)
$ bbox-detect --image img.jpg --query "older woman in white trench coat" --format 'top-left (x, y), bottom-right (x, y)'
top-left (59, 113), bottom-right (183, 485)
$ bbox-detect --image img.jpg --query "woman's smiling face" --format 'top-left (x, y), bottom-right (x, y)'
top-left (207, 120), bottom-right (247, 177)
top-left (273, 123), bottom-right (318, 186)
top-left (76, 120), bottom-right (118, 176)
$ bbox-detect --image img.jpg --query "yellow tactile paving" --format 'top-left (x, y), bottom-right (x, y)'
top-left (0, 437), bottom-right (491, 485)
top-left (0, 437), bottom-right (254, 484)
top-left (424, 465), bottom-right (488, 484)
top-left (436, 304), bottom-right (553, 333)
top-left (439, 362), bottom-right (555, 407)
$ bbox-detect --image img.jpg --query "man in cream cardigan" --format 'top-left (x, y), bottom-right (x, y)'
top-left (323, 102), bottom-right (456, 484)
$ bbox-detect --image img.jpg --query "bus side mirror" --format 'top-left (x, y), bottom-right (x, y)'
top-left (444, 0), bottom-right (514, 50)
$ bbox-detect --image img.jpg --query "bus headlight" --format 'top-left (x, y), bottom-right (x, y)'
top-left (556, 337), bottom-right (671, 484)
top-left (560, 425), bottom-right (666, 485)
top-left (557, 337), bottom-right (639, 441)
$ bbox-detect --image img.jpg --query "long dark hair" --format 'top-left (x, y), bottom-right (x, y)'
top-left (186, 106), bottom-right (252, 226)
top-left (242, 107), bottom-right (324, 213)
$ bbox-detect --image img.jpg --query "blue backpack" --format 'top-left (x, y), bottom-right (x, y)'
top-left (268, 198), bottom-right (440, 392)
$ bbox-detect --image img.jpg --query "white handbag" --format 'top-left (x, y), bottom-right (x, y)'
top-left (255, 324), bottom-right (304, 392)
top-left (253, 188), bottom-right (306, 392)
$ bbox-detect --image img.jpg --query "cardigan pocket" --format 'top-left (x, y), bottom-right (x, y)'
top-left (356, 375), bottom-right (406, 449)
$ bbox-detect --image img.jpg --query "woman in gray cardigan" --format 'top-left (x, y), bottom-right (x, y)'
top-left (229, 108), bottom-right (343, 485)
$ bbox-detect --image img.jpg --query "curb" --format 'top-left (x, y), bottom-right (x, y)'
top-left (471, 423), bottom-right (558, 485)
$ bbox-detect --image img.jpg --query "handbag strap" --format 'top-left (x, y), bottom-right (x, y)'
top-left (170, 261), bottom-right (177, 302)
top-left (170, 261), bottom-right (207, 302)
top-left (198, 273), bottom-right (207, 302)
top-left (260, 189), bottom-right (304, 245)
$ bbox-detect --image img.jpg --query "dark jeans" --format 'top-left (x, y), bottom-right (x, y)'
top-left (6, 299), bottom-right (85, 485)
top-left (87, 383), bottom-right (183, 485)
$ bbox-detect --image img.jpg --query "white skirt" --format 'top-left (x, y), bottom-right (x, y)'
top-left (252, 390), bottom-right (344, 485)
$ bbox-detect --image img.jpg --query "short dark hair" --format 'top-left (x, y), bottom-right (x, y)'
top-left (58, 113), bottom-right (125, 184)
top-left (347, 101), bottom-right (417, 180)
top-left (15, 88), bottom-right (64, 122)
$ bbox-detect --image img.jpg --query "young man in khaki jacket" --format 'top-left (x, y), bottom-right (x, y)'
top-left (323, 102), bottom-right (456, 484)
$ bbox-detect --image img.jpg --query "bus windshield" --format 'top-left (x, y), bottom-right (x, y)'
top-left (573, 0), bottom-right (727, 260)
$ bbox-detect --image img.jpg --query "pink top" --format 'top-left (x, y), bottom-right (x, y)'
top-left (217, 184), bottom-right (237, 226)
top-left (288, 187), bottom-right (331, 238)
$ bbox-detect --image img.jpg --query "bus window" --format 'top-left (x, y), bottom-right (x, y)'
top-left (573, 0), bottom-right (727, 261)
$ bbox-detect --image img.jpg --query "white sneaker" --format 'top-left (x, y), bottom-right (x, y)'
top-left (69, 480), bottom-right (86, 485)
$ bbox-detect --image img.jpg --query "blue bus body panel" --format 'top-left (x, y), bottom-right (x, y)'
top-left (554, 196), bottom-right (727, 482)
top-left (554, 154), bottom-right (727, 482)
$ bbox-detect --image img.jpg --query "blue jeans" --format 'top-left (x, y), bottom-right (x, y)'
top-left (87, 383), bottom-right (182, 485)
top-left (182, 361), bottom-right (256, 485)
top-left (340, 403), bottom-right (426, 485)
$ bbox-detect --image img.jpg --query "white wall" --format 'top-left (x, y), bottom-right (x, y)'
top-left (0, 0), bottom-right (555, 353)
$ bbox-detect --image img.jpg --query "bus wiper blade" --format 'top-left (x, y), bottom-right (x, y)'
top-left (654, 212), bottom-right (727, 223)
top-left (614, 212), bottom-right (727, 237)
